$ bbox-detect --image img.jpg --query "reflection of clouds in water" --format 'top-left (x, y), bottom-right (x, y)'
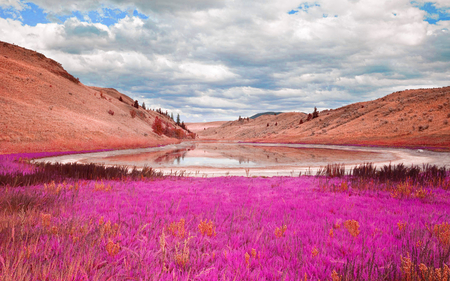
top-left (33, 142), bottom-right (450, 177)
top-left (124, 143), bottom-right (393, 168)
top-left (172, 157), bottom-right (257, 168)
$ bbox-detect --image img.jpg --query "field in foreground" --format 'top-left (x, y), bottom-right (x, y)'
top-left (1, 154), bottom-right (450, 280)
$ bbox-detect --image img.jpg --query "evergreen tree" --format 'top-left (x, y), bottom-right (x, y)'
top-left (176, 114), bottom-right (181, 125)
top-left (142, 102), bottom-right (146, 110)
top-left (312, 107), bottom-right (319, 119)
top-left (134, 100), bottom-right (139, 109)
top-left (171, 113), bottom-right (174, 120)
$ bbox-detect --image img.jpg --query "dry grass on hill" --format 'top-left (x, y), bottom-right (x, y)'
top-left (197, 87), bottom-right (450, 150)
top-left (0, 41), bottom-right (182, 154)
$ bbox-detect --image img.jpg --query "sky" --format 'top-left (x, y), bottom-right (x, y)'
top-left (0, 0), bottom-right (449, 122)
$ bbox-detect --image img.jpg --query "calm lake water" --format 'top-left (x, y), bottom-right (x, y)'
top-left (34, 142), bottom-right (449, 176)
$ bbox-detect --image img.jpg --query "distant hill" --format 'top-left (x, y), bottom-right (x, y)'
top-left (250, 112), bottom-right (283, 119)
top-left (197, 87), bottom-right (450, 150)
top-left (0, 41), bottom-right (189, 154)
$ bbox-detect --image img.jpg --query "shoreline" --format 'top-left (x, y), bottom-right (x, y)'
top-left (30, 141), bottom-right (450, 177)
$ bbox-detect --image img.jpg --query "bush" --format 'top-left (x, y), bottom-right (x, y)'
top-left (152, 117), bottom-right (164, 135)
top-left (418, 125), bottom-right (429, 131)
top-left (130, 110), bottom-right (137, 118)
top-left (108, 110), bottom-right (114, 116)
top-left (134, 100), bottom-right (139, 109)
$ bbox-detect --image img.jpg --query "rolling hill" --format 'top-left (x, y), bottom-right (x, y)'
top-left (0, 41), bottom-right (187, 154)
top-left (195, 87), bottom-right (450, 150)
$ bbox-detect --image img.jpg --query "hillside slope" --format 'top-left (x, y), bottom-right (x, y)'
top-left (197, 87), bottom-right (450, 150)
top-left (0, 41), bottom-right (184, 154)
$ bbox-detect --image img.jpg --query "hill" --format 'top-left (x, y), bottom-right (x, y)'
top-left (0, 41), bottom-right (189, 154)
top-left (197, 87), bottom-right (450, 150)
top-left (249, 112), bottom-right (283, 119)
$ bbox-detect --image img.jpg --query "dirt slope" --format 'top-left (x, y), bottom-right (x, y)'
top-left (185, 121), bottom-right (227, 133)
top-left (197, 87), bottom-right (450, 150)
top-left (0, 41), bottom-right (182, 154)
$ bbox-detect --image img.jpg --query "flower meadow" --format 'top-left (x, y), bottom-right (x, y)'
top-left (1, 153), bottom-right (450, 280)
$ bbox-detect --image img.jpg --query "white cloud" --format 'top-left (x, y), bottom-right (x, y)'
top-left (0, 0), bottom-right (27, 10)
top-left (177, 63), bottom-right (237, 82)
top-left (1, 0), bottom-right (450, 121)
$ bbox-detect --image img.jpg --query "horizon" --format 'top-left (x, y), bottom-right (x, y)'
top-left (0, 0), bottom-right (449, 122)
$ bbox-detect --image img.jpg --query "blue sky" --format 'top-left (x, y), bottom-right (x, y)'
top-left (0, 2), bottom-right (148, 26)
top-left (0, 0), bottom-right (449, 122)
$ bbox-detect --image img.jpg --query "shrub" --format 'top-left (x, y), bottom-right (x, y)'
top-left (130, 110), bottom-right (137, 118)
top-left (418, 125), bottom-right (429, 131)
top-left (152, 117), bottom-right (164, 135)
top-left (119, 96), bottom-right (124, 102)
top-left (108, 110), bottom-right (114, 116)
top-left (133, 100), bottom-right (139, 109)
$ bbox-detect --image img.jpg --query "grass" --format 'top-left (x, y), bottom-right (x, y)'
top-left (0, 153), bottom-right (450, 280)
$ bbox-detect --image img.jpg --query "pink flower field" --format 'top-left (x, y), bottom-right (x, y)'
top-left (1, 153), bottom-right (450, 280)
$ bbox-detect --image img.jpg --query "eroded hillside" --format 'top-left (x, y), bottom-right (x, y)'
top-left (197, 87), bottom-right (450, 149)
top-left (0, 41), bottom-right (187, 154)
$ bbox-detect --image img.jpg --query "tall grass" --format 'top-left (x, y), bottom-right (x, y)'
top-left (1, 154), bottom-right (164, 187)
top-left (0, 153), bottom-right (449, 280)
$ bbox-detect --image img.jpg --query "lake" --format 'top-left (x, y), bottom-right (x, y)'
top-left (34, 142), bottom-right (450, 177)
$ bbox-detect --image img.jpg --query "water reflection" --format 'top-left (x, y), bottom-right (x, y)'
top-left (92, 142), bottom-right (386, 168)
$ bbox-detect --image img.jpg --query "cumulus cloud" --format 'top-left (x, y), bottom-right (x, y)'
top-left (22, 0), bottom-right (226, 15)
top-left (1, 0), bottom-right (450, 121)
top-left (0, 0), bottom-right (27, 10)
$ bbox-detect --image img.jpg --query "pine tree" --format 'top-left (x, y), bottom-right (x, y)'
top-left (312, 107), bottom-right (319, 119)
top-left (134, 100), bottom-right (139, 109)
top-left (176, 114), bottom-right (181, 125)
top-left (142, 102), bottom-right (146, 110)
top-left (171, 113), bottom-right (174, 120)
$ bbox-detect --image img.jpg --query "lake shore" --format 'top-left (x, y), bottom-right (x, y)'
top-left (32, 142), bottom-right (450, 177)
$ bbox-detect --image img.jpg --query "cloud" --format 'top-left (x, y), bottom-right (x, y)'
top-left (0, 0), bottom-right (27, 10)
top-left (1, 0), bottom-right (450, 121)
top-left (23, 0), bottom-right (226, 15)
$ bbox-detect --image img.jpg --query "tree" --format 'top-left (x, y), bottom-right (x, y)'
top-left (176, 114), bottom-right (181, 125)
top-left (142, 102), bottom-right (146, 110)
top-left (312, 107), bottom-right (319, 119)
top-left (171, 113), bottom-right (174, 120)
top-left (152, 117), bottom-right (164, 135)
top-left (134, 100), bottom-right (139, 109)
